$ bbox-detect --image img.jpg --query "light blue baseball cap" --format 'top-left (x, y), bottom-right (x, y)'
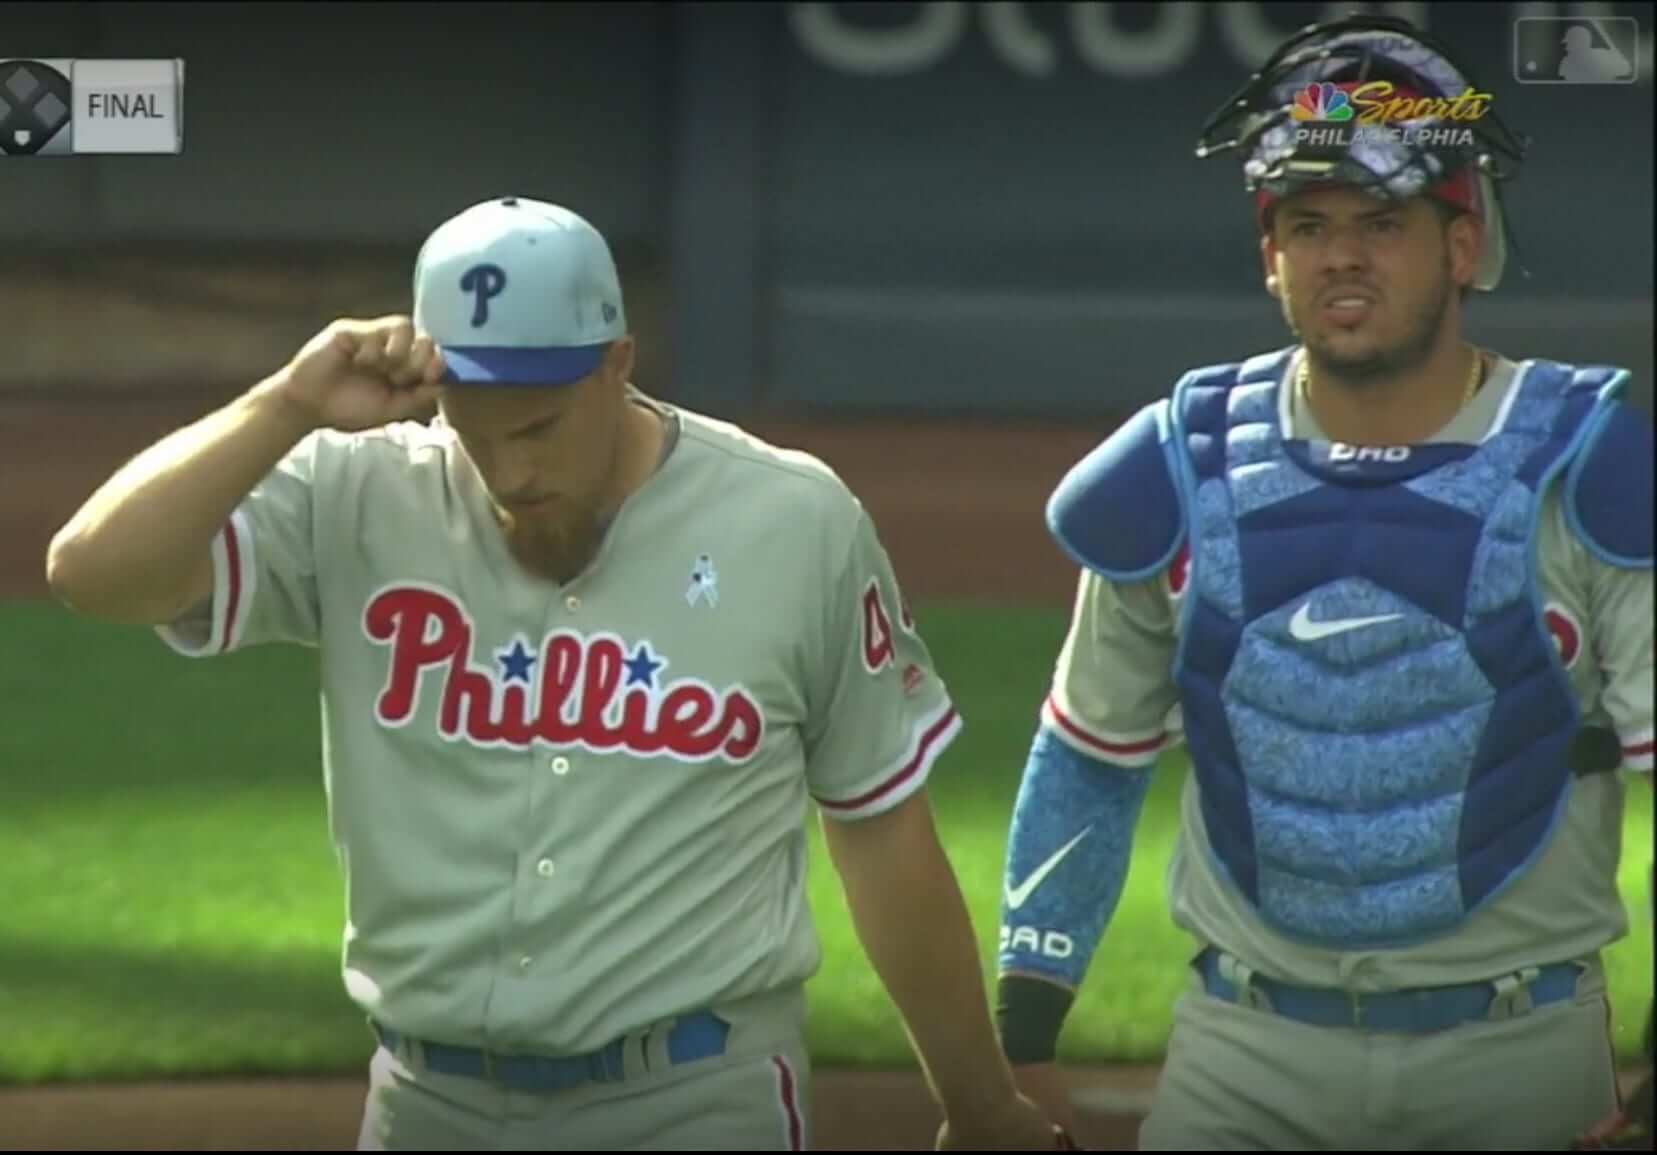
top-left (413, 196), bottom-right (627, 386)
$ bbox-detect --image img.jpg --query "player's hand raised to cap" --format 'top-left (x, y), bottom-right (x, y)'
top-left (276, 315), bottom-right (447, 433)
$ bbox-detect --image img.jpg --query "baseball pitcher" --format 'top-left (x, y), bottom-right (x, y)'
top-left (991, 16), bottom-right (1654, 1151)
top-left (45, 197), bottom-right (1063, 1150)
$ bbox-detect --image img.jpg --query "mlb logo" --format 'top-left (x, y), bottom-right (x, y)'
top-left (1513, 16), bottom-right (1640, 84)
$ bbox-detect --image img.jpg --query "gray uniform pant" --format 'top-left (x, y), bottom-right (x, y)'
top-left (356, 994), bottom-right (812, 1151)
top-left (1138, 951), bottom-right (1622, 1151)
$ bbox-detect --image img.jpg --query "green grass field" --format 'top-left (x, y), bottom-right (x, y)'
top-left (0, 602), bottom-right (1649, 1084)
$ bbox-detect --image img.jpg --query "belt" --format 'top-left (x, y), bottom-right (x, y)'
top-left (371, 1010), bottom-right (730, 1093)
top-left (1196, 947), bottom-right (1583, 1034)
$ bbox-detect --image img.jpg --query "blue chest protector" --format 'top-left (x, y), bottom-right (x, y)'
top-left (1049, 348), bottom-right (1652, 950)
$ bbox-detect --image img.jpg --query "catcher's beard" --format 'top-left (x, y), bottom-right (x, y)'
top-left (1289, 250), bottom-right (1456, 387)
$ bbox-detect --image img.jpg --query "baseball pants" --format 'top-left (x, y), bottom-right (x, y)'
top-left (1137, 951), bottom-right (1621, 1150)
top-left (356, 1011), bottom-right (812, 1150)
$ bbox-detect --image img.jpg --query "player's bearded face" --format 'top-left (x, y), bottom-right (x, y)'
top-left (1266, 186), bottom-right (1473, 383)
top-left (439, 362), bottom-right (626, 580)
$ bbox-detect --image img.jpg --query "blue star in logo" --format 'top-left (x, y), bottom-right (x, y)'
top-left (624, 642), bottom-right (664, 689)
top-left (497, 639), bottom-right (537, 685)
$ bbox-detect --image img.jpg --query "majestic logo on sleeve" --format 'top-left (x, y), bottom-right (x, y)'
top-left (363, 586), bottom-right (764, 762)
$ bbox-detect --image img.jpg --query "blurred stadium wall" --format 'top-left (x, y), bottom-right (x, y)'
top-left (4, 2), bottom-right (1650, 419)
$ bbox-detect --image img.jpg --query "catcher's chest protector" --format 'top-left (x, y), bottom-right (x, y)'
top-left (1167, 351), bottom-right (1624, 950)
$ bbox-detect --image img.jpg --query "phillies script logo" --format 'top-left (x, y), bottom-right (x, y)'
top-left (364, 586), bottom-right (764, 762)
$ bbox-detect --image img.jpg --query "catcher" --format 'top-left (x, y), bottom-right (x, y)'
top-left (992, 14), bottom-right (1653, 1150)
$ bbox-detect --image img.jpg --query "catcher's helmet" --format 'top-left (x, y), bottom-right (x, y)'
top-left (1194, 14), bottom-right (1532, 291)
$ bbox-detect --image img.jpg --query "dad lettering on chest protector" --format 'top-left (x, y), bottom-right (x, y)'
top-left (1328, 441), bottom-right (1411, 463)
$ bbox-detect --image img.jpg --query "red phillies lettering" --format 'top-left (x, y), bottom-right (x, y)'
top-left (575, 638), bottom-right (629, 749)
top-left (443, 662), bottom-right (497, 741)
top-left (536, 634), bottom-right (586, 744)
top-left (364, 588), bottom-right (765, 762)
top-left (365, 588), bottom-right (470, 724)
top-left (493, 684), bottom-right (538, 747)
top-left (658, 686), bottom-right (721, 756)
top-left (721, 693), bottom-right (763, 761)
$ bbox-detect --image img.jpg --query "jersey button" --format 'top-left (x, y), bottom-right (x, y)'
top-left (536, 858), bottom-right (556, 878)
top-left (551, 756), bottom-right (570, 775)
top-left (565, 595), bottom-right (581, 612)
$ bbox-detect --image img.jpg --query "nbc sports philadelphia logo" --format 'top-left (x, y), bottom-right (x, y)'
top-left (1289, 81), bottom-right (1492, 150)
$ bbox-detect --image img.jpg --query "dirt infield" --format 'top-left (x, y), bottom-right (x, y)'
top-left (0, 394), bottom-right (1149, 1149)
top-left (0, 1068), bottom-right (1159, 1151)
top-left (0, 395), bottom-right (1105, 606)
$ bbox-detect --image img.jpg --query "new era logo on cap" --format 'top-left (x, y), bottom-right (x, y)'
top-left (414, 196), bottom-right (627, 386)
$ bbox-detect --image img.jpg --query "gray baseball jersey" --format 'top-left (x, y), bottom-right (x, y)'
top-left (1046, 353), bottom-right (1654, 991)
top-left (157, 392), bottom-right (961, 1058)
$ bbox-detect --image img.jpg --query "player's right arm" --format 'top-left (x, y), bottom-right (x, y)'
top-left (995, 399), bottom-right (1188, 1133)
top-left (44, 317), bottom-right (445, 626)
top-left (996, 569), bottom-right (1179, 1132)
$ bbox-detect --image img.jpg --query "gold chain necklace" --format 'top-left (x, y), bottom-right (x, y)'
top-left (1298, 344), bottom-right (1485, 412)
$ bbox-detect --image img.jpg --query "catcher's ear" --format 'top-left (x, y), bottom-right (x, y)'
top-left (1260, 235), bottom-right (1281, 299)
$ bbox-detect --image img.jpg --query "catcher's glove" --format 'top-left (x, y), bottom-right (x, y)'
top-left (1570, 1070), bottom-right (1654, 1151)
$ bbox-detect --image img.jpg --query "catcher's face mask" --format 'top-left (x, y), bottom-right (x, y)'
top-left (1195, 15), bottom-right (1532, 292)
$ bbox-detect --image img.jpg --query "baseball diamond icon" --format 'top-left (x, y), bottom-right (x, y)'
top-left (0, 59), bottom-right (72, 155)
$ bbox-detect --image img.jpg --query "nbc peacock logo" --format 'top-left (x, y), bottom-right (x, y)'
top-left (1292, 82), bottom-right (1355, 122)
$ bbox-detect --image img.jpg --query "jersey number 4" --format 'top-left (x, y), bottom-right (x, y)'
top-left (862, 578), bottom-right (914, 674)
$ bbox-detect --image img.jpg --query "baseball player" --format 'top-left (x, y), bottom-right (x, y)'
top-left (45, 196), bottom-right (1063, 1150)
top-left (990, 16), bottom-right (1653, 1151)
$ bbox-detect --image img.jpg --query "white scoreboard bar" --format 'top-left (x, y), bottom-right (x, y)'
top-left (0, 58), bottom-right (184, 156)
